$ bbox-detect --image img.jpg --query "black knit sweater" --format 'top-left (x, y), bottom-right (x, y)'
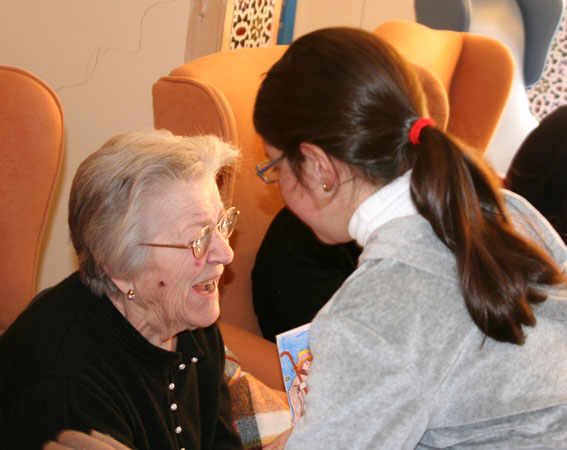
top-left (0, 272), bottom-right (243, 450)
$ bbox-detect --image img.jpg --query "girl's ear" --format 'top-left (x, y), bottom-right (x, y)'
top-left (299, 142), bottom-right (338, 189)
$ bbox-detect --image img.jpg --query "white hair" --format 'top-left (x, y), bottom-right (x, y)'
top-left (69, 129), bottom-right (239, 296)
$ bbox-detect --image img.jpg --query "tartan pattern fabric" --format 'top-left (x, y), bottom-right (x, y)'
top-left (225, 347), bottom-right (292, 449)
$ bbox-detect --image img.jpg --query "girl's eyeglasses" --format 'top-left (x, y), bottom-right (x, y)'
top-left (256, 156), bottom-right (284, 184)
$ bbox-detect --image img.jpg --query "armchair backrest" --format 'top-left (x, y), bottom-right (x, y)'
top-left (153, 44), bottom-right (449, 334)
top-left (0, 66), bottom-right (64, 332)
top-left (374, 20), bottom-right (515, 153)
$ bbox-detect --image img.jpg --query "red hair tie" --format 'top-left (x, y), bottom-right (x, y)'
top-left (409, 117), bottom-right (435, 145)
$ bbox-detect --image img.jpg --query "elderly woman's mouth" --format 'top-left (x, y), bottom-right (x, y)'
top-left (193, 279), bottom-right (218, 293)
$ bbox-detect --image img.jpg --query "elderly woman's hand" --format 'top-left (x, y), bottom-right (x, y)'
top-left (43, 430), bottom-right (132, 450)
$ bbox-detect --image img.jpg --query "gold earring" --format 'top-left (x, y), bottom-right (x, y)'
top-left (127, 289), bottom-right (136, 300)
top-left (322, 183), bottom-right (332, 192)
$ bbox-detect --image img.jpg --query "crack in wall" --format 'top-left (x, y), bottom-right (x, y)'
top-left (360, 0), bottom-right (369, 27)
top-left (55, 0), bottom-right (179, 92)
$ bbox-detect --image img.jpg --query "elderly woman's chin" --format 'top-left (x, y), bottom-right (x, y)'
top-left (184, 281), bottom-right (222, 329)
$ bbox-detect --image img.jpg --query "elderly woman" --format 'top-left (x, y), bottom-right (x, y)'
top-left (0, 129), bottom-right (244, 449)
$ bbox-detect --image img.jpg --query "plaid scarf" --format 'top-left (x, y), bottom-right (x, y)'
top-left (225, 347), bottom-right (292, 449)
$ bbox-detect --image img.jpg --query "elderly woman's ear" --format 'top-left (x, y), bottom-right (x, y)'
top-left (104, 268), bottom-right (131, 299)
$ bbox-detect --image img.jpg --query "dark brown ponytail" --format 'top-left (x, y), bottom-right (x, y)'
top-left (411, 126), bottom-right (564, 344)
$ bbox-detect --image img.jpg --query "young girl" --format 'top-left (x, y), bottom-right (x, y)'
top-left (254, 27), bottom-right (567, 449)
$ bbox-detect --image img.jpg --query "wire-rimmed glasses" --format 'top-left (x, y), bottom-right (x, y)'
top-left (138, 207), bottom-right (239, 259)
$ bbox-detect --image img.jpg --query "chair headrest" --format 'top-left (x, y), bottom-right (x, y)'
top-left (414, 0), bottom-right (564, 87)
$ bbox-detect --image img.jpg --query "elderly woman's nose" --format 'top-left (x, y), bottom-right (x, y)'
top-left (207, 230), bottom-right (234, 265)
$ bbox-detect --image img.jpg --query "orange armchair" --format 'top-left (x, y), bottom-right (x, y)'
top-left (0, 66), bottom-right (64, 332)
top-left (374, 20), bottom-right (514, 154)
top-left (153, 44), bottom-right (447, 390)
top-left (152, 23), bottom-right (513, 387)
top-left (152, 44), bottom-right (448, 337)
top-left (152, 23), bottom-right (514, 335)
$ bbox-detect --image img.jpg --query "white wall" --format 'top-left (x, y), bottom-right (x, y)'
top-left (293, 0), bottom-right (414, 38)
top-left (1, 0), bottom-right (414, 293)
top-left (1, 0), bottom-right (191, 292)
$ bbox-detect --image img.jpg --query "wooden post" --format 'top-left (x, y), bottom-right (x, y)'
top-left (185, 0), bottom-right (282, 63)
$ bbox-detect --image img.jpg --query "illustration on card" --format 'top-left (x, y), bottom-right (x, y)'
top-left (276, 323), bottom-right (311, 424)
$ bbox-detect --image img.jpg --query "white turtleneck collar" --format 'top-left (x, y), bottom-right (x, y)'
top-left (348, 170), bottom-right (418, 247)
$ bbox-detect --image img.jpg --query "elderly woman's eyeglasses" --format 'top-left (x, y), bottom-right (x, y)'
top-left (138, 207), bottom-right (239, 260)
top-left (256, 156), bottom-right (284, 184)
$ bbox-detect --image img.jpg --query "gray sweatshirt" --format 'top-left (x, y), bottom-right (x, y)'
top-left (286, 192), bottom-right (567, 449)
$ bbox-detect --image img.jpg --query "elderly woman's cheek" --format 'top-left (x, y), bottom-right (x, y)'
top-left (152, 253), bottom-right (203, 303)
top-left (191, 257), bottom-right (204, 269)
